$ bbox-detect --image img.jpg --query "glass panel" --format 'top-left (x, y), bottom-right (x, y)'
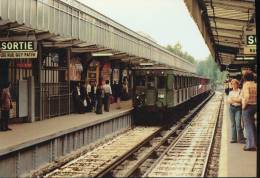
top-left (147, 75), bottom-right (155, 89)
top-left (158, 76), bottom-right (166, 89)
top-left (135, 75), bottom-right (146, 87)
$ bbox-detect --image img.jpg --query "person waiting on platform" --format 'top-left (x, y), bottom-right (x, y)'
top-left (103, 80), bottom-right (112, 112)
top-left (227, 79), bottom-right (245, 143)
top-left (90, 81), bottom-right (97, 112)
top-left (72, 82), bottom-right (84, 114)
top-left (85, 81), bottom-right (92, 112)
top-left (114, 81), bottom-right (122, 109)
top-left (0, 82), bottom-right (12, 131)
top-left (96, 83), bottom-right (104, 114)
top-left (241, 71), bottom-right (257, 151)
top-left (122, 77), bottom-right (129, 101)
top-left (224, 80), bottom-right (229, 95)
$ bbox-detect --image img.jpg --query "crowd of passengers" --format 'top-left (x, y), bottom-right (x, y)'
top-left (224, 69), bottom-right (257, 151)
top-left (72, 78), bottom-right (129, 115)
top-left (0, 78), bottom-right (129, 131)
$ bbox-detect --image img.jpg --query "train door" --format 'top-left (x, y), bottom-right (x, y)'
top-left (166, 74), bottom-right (174, 107)
top-left (176, 75), bottom-right (180, 104)
top-left (145, 75), bottom-right (156, 106)
top-left (179, 76), bottom-right (183, 103)
top-left (173, 75), bottom-right (178, 106)
top-left (157, 74), bottom-right (167, 107)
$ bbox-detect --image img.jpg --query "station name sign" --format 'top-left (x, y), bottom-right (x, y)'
top-left (0, 41), bottom-right (37, 59)
top-left (246, 35), bottom-right (256, 46)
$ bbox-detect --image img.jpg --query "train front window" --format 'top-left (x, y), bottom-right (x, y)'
top-left (147, 76), bottom-right (155, 89)
top-left (157, 76), bottom-right (166, 89)
top-left (135, 75), bottom-right (146, 87)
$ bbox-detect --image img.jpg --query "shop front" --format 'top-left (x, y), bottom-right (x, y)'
top-left (0, 40), bottom-right (38, 123)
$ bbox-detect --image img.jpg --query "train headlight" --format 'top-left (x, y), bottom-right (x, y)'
top-left (158, 94), bottom-right (165, 99)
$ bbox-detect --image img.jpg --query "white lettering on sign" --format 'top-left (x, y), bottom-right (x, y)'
top-left (0, 41), bottom-right (35, 51)
top-left (0, 51), bottom-right (38, 59)
top-left (247, 35), bottom-right (256, 46)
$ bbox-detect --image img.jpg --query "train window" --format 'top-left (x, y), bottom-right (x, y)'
top-left (147, 76), bottom-right (155, 89)
top-left (158, 76), bottom-right (166, 89)
top-left (135, 75), bottom-right (146, 87)
top-left (174, 76), bottom-right (177, 90)
top-left (180, 77), bottom-right (183, 88)
top-left (167, 75), bottom-right (174, 90)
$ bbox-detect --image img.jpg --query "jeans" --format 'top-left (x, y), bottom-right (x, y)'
top-left (242, 105), bottom-right (257, 149)
top-left (229, 105), bottom-right (243, 142)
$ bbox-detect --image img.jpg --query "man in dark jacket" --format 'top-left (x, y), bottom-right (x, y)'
top-left (0, 82), bottom-right (12, 131)
top-left (96, 83), bottom-right (104, 114)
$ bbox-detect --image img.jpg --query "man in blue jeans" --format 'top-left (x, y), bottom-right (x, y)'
top-left (241, 71), bottom-right (257, 151)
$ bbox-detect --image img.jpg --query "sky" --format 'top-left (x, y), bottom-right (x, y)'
top-left (78, 0), bottom-right (210, 61)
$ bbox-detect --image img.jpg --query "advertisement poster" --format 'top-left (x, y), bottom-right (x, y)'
top-left (66, 58), bottom-right (83, 81)
top-left (102, 63), bottom-right (111, 84)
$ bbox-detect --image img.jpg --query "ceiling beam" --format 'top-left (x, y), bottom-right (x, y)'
top-left (71, 47), bottom-right (110, 53)
top-left (36, 32), bottom-right (58, 41)
top-left (211, 27), bottom-right (242, 36)
top-left (215, 36), bottom-right (241, 43)
top-left (205, 0), bottom-right (254, 12)
top-left (42, 40), bottom-right (82, 48)
top-left (218, 41), bottom-right (240, 48)
top-left (209, 17), bottom-right (248, 26)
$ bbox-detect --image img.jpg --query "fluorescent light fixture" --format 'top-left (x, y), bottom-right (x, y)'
top-left (91, 53), bottom-right (113, 57)
top-left (244, 57), bottom-right (255, 60)
top-left (139, 63), bottom-right (154, 66)
top-left (235, 57), bottom-right (243, 60)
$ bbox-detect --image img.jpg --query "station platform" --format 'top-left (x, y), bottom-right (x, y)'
top-left (0, 101), bottom-right (133, 157)
top-left (218, 94), bottom-right (256, 177)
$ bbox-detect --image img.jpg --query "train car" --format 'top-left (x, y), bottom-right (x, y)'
top-left (133, 66), bottom-right (211, 123)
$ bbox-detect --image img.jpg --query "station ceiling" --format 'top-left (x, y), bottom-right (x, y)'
top-left (184, 0), bottom-right (256, 71)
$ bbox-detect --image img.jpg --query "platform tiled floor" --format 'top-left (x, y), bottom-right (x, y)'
top-left (218, 95), bottom-right (256, 177)
top-left (0, 101), bottom-right (132, 156)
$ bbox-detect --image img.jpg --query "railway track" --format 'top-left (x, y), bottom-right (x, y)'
top-left (143, 92), bottom-right (223, 177)
top-left (44, 127), bottom-right (161, 177)
top-left (43, 92), bottom-right (214, 177)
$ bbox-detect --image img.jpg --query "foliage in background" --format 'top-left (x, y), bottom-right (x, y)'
top-left (166, 42), bottom-right (226, 88)
top-left (166, 42), bottom-right (196, 64)
top-left (196, 55), bottom-right (227, 86)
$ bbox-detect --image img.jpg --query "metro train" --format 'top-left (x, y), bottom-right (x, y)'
top-left (132, 66), bottom-right (211, 122)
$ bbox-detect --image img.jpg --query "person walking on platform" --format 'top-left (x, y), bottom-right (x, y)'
top-left (227, 79), bottom-right (245, 143)
top-left (103, 80), bottom-right (112, 112)
top-left (96, 83), bottom-right (104, 114)
top-left (241, 71), bottom-right (257, 151)
top-left (0, 82), bottom-right (12, 131)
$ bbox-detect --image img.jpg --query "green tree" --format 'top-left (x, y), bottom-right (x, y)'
top-left (166, 42), bottom-right (196, 64)
top-left (196, 55), bottom-right (227, 87)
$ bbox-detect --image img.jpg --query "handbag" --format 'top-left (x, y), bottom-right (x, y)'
top-left (83, 99), bottom-right (87, 107)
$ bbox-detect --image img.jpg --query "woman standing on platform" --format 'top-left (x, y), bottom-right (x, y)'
top-left (241, 71), bottom-right (257, 151)
top-left (227, 79), bottom-right (245, 143)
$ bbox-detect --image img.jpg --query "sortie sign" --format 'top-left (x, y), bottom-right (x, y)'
top-left (0, 41), bottom-right (38, 59)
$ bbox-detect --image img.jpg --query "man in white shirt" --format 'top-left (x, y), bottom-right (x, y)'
top-left (103, 80), bottom-right (112, 112)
